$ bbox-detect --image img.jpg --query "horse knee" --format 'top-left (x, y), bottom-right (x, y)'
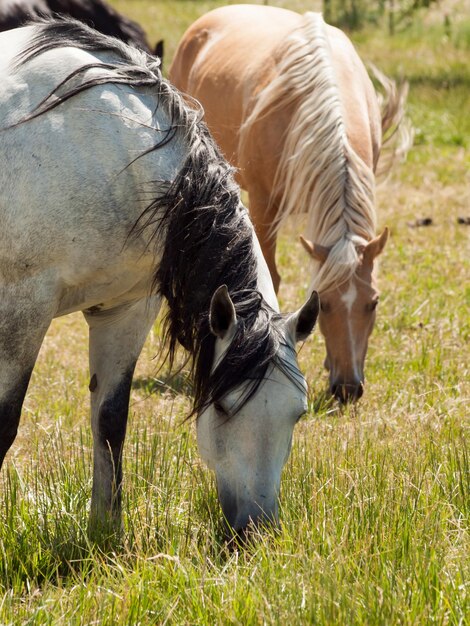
top-left (93, 369), bottom-right (134, 453)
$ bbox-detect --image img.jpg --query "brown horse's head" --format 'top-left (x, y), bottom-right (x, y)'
top-left (300, 228), bottom-right (388, 403)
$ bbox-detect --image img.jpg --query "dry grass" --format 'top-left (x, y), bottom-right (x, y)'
top-left (0, 2), bottom-right (469, 624)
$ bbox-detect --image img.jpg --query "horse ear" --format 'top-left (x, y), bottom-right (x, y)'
top-left (363, 227), bottom-right (389, 262)
top-left (154, 39), bottom-right (164, 63)
top-left (209, 285), bottom-right (237, 339)
top-left (299, 235), bottom-right (330, 264)
top-left (286, 291), bottom-right (320, 343)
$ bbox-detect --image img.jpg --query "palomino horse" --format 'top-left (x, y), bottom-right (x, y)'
top-left (0, 20), bottom-right (319, 536)
top-left (170, 5), bottom-right (409, 403)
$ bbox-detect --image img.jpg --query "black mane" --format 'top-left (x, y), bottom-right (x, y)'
top-left (12, 19), bottom-right (297, 416)
top-left (0, 0), bottom-right (153, 54)
top-left (139, 127), bottom-right (284, 416)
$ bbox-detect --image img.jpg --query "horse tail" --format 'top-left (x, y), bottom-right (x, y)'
top-left (370, 65), bottom-right (414, 179)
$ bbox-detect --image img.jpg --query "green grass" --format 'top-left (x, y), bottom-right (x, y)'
top-left (0, 1), bottom-right (469, 624)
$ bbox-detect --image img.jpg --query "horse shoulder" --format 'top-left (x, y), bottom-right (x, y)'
top-left (171, 22), bottom-right (246, 172)
top-left (237, 42), bottom-right (302, 204)
top-left (0, 34), bottom-right (183, 311)
top-left (170, 6), bottom-right (299, 180)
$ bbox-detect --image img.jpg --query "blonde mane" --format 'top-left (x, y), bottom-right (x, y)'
top-left (239, 12), bottom-right (377, 293)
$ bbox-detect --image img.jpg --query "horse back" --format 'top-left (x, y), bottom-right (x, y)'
top-left (170, 5), bottom-right (381, 190)
top-left (0, 26), bottom-right (179, 313)
top-left (170, 6), bottom-right (298, 184)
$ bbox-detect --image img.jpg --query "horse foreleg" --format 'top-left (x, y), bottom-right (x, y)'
top-left (84, 296), bottom-right (161, 539)
top-left (0, 284), bottom-right (55, 468)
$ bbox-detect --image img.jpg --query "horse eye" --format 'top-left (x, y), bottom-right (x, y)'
top-left (320, 301), bottom-right (330, 313)
top-left (368, 299), bottom-right (379, 312)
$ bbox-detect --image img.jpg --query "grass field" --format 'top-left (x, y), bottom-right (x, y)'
top-left (0, 1), bottom-right (469, 624)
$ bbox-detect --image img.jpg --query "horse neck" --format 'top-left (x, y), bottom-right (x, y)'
top-left (243, 212), bottom-right (279, 312)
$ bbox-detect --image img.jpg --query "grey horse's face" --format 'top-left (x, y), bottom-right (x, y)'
top-left (197, 287), bottom-right (319, 535)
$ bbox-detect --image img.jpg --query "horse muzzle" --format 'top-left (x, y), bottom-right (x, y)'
top-left (218, 484), bottom-right (279, 540)
top-left (330, 380), bottom-right (364, 403)
top-left (224, 514), bottom-right (280, 547)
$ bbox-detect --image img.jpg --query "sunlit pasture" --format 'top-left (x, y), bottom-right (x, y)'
top-left (0, 1), bottom-right (468, 624)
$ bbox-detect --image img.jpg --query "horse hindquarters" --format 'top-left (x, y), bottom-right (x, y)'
top-left (0, 279), bottom-right (58, 467)
top-left (83, 296), bottom-right (161, 538)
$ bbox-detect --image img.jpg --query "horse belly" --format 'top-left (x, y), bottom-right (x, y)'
top-left (55, 270), bottom-right (154, 317)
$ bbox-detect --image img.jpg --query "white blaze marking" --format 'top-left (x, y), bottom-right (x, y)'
top-left (341, 281), bottom-right (361, 380)
top-left (341, 281), bottom-right (357, 313)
